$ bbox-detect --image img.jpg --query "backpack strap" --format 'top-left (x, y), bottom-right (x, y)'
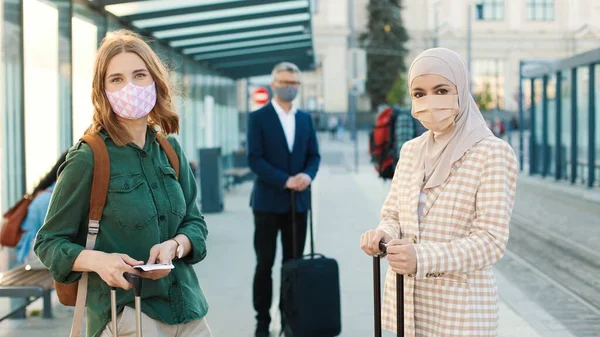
top-left (156, 133), bottom-right (180, 180)
top-left (81, 134), bottom-right (110, 224)
top-left (70, 133), bottom-right (110, 337)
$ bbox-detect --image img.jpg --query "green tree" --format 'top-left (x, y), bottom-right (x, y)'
top-left (386, 74), bottom-right (408, 107)
top-left (474, 82), bottom-right (494, 111)
top-left (359, 0), bottom-right (409, 111)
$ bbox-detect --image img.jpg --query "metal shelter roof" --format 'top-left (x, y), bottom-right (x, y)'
top-left (94, 0), bottom-right (316, 79)
top-left (520, 48), bottom-right (600, 78)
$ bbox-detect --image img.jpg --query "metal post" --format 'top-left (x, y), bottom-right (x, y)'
top-left (18, 0), bottom-right (26, 200)
top-left (433, 0), bottom-right (439, 47)
top-left (518, 61), bottom-right (524, 171)
top-left (245, 78), bottom-right (250, 113)
top-left (571, 68), bottom-right (578, 184)
top-left (542, 75), bottom-right (549, 177)
top-left (42, 291), bottom-right (53, 318)
top-left (588, 64), bottom-right (596, 188)
top-left (555, 71), bottom-right (562, 181)
top-left (58, 0), bottom-right (73, 151)
top-left (495, 59), bottom-right (500, 111)
top-left (467, 3), bottom-right (472, 92)
top-left (97, 12), bottom-right (107, 49)
top-left (530, 79), bottom-right (537, 175)
top-left (348, 0), bottom-right (358, 172)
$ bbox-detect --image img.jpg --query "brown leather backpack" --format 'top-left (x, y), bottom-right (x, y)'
top-left (54, 132), bottom-right (180, 307)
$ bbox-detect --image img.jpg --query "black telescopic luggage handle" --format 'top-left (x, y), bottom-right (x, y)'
top-left (373, 241), bottom-right (404, 337)
top-left (290, 189), bottom-right (315, 259)
top-left (110, 273), bottom-right (143, 337)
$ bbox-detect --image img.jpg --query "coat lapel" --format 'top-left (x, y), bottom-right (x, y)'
top-left (408, 165), bottom-right (422, 224)
top-left (420, 155), bottom-right (468, 220)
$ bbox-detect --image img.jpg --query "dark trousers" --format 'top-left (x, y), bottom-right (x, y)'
top-left (252, 211), bottom-right (308, 326)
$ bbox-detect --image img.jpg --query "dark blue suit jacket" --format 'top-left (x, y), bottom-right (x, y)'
top-left (247, 103), bottom-right (320, 213)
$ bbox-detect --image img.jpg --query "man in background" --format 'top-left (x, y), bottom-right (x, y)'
top-left (246, 62), bottom-right (320, 337)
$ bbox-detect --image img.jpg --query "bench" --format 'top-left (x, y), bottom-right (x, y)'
top-left (223, 167), bottom-right (253, 190)
top-left (0, 265), bottom-right (54, 321)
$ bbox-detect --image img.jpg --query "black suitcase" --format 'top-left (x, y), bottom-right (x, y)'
top-left (373, 242), bottom-right (404, 337)
top-left (280, 190), bottom-right (342, 337)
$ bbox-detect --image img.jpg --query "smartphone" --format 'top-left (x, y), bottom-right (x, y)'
top-left (133, 263), bottom-right (174, 272)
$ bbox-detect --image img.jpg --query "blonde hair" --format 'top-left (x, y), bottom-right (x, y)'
top-left (86, 29), bottom-right (179, 146)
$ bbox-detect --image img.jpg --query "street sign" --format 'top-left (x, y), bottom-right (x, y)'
top-left (348, 48), bottom-right (367, 96)
top-left (253, 87), bottom-right (270, 106)
top-left (349, 78), bottom-right (365, 96)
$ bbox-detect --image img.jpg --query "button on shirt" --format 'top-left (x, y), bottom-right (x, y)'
top-left (272, 99), bottom-right (296, 152)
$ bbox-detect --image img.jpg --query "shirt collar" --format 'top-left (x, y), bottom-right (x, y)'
top-left (271, 99), bottom-right (297, 116)
top-left (97, 125), bottom-right (158, 147)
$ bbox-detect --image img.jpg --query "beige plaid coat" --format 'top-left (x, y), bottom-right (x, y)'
top-left (377, 134), bottom-right (518, 336)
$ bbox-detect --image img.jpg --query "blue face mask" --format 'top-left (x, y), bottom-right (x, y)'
top-left (274, 86), bottom-right (298, 102)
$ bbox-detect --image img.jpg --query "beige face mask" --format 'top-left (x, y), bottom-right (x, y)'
top-left (412, 95), bottom-right (459, 133)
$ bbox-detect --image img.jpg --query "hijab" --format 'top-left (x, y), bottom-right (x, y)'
top-left (408, 48), bottom-right (493, 189)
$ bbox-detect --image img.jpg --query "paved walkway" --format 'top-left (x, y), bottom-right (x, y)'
top-left (0, 132), bottom-right (588, 336)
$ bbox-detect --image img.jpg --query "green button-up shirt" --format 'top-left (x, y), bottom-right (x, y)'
top-left (34, 128), bottom-right (209, 337)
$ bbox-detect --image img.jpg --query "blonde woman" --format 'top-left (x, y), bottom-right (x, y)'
top-left (34, 30), bottom-right (212, 337)
top-left (360, 48), bottom-right (518, 336)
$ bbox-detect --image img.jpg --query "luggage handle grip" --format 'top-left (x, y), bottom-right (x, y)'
top-left (123, 272), bottom-right (143, 297)
top-left (301, 253), bottom-right (325, 260)
top-left (378, 241), bottom-right (387, 255)
top-left (109, 273), bottom-right (143, 297)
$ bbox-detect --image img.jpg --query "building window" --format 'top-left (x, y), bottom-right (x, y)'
top-left (23, 0), bottom-right (61, 192)
top-left (475, 0), bottom-right (504, 21)
top-left (526, 0), bottom-right (555, 21)
top-left (472, 59), bottom-right (505, 111)
top-left (72, 16), bottom-right (98, 145)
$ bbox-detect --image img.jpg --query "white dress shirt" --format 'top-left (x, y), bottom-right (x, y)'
top-left (272, 99), bottom-right (297, 152)
top-left (417, 191), bottom-right (427, 221)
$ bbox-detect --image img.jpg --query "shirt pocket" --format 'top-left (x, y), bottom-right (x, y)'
top-left (160, 166), bottom-right (186, 217)
top-left (108, 173), bottom-right (157, 230)
top-left (431, 272), bottom-right (470, 288)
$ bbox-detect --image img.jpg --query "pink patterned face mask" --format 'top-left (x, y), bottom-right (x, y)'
top-left (105, 82), bottom-right (157, 119)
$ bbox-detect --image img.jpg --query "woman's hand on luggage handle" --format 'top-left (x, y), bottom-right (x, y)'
top-left (93, 253), bottom-right (143, 290)
top-left (386, 239), bottom-right (417, 275)
top-left (360, 229), bottom-right (392, 256)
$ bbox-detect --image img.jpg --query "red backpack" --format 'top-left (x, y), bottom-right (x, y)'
top-left (368, 107), bottom-right (397, 180)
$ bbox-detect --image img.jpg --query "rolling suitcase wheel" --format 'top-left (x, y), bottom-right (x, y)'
top-left (110, 273), bottom-right (143, 337)
top-left (373, 242), bottom-right (404, 337)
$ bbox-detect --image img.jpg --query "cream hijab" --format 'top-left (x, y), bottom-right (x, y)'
top-left (409, 48), bottom-right (493, 190)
